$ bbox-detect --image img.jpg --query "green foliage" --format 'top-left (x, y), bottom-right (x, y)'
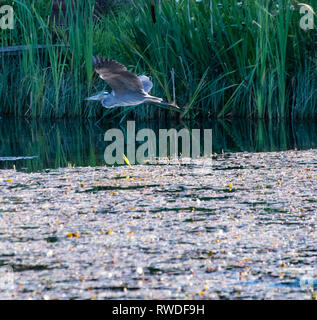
top-left (1, 0), bottom-right (96, 118)
top-left (0, 0), bottom-right (316, 119)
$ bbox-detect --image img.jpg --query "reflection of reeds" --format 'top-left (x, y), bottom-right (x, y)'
top-left (0, 119), bottom-right (102, 171)
top-left (0, 119), bottom-right (316, 171)
top-left (0, 0), bottom-right (316, 120)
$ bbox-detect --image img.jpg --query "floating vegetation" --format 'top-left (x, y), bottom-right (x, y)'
top-left (0, 149), bottom-right (316, 299)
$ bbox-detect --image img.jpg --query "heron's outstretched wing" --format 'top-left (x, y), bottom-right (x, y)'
top-left (93, 57), bottom-right (144, 95)
top-left (138, 75), bottom-right (153, 93)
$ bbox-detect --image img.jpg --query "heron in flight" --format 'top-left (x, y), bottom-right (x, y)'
top-left (85, 57), bottom-right (179, 109)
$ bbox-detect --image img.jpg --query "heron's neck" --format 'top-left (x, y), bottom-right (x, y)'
top-left (102, 94), bottom-right (116, 108)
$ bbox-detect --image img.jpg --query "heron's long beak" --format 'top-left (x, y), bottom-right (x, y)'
top-left (85, 94), bottom-right (101, 101)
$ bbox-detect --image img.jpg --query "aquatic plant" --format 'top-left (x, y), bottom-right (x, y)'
top-left (0, 0), bottom-right (316, 120)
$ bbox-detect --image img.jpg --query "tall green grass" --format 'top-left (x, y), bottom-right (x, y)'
top-left (0, 0), bottom-right (96, 118)
top-left (100, 0), bottom-right (316, 120)
top-left (0, 0), bottom-right (316, 120)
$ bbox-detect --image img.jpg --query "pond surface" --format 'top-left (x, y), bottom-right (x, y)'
top-left (0, 118), bottom-right (317, 171)
top-left (0, 118), bottom-right (316, 300)
top-left (0, 150), bottom-right (316, 299)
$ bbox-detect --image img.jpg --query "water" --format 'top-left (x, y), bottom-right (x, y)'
top-left (0, 118), bottom-right (317, 172)
top-left (1, 149), bottom-right (316, 299)
top-left (0, 118), bottom-right (316, 300)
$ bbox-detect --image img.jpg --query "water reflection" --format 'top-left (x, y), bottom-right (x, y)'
top-left (0, 118), bottom-right (316, 172)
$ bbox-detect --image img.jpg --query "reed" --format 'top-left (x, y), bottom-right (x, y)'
top-left (0, 0), bottom-right (316, 120)
top-left (0, 0), bottom-right (96, 118)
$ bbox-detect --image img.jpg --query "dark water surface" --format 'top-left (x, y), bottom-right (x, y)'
top-left (0, 118), bottom-right (317, 172)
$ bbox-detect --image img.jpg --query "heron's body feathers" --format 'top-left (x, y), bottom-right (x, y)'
top-left (93, 57), bottom-right (144, 95)
top-left (137, 75), bottom-right (153, 93)
top-left (87, 57), bottom-right (179, 110)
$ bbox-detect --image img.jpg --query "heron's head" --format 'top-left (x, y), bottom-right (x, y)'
top-left (85, 91), bottom-right (110, 102)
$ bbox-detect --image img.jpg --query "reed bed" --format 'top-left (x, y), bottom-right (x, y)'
top-left (0, 0), bottom-right (316, 120)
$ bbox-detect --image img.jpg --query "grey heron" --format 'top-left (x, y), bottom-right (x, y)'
top-left (85, 57), bottom-right (179, 110)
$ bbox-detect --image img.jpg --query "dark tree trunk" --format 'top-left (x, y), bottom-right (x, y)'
top-left (51, 0), bottom-right (111, 26)
top-left (51, 0), bottom-right (75, 26)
